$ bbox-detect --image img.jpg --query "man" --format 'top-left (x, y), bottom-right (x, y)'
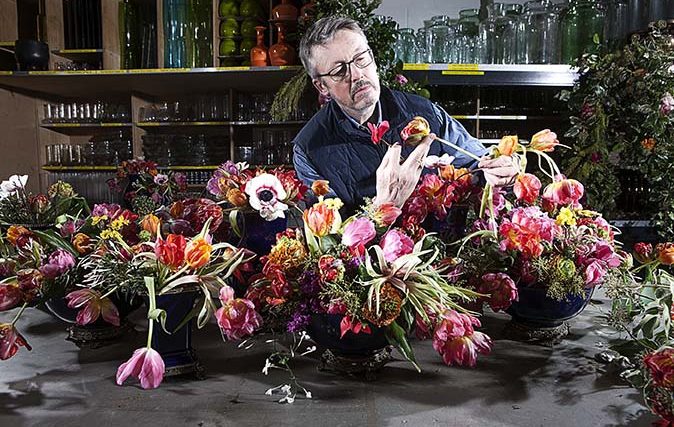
top-left (292, 16), bottom-right (518, 211)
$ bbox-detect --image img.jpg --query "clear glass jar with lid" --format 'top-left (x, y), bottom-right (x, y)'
top-left (518, 0), bottom-right (561, 64)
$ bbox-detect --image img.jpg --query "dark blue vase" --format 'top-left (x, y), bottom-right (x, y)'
top-left (507, 286), bottom-right (594, 328)
top-left (238, 212), bottom-right (288, 256)
top-left (151, 290), bottom-right (203, 377)
top-left (306, 314), bottom-right (389, 356)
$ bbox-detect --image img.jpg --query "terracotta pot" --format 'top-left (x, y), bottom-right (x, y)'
top-left (269, 23), bottom-right (296, 66)
top-left (250, 26), bottom-right (270, 66)
top-left (271, 0), bottom-right (298, 21)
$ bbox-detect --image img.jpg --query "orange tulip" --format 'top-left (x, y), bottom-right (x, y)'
top-left (657, 243), bottom-right (674, 265)
top-left (140, 214), bottom-right (161, 236)
top-left (370, 202), bottom-right (402, 227)
top-left (311, 180), bottom-right (330, 198)
top-left (6, 225), bottom-right (31, 246)
top-left (155, 234), bottom-right (186, 270)
top-left (496, 135), bottom-right (519, 156)
top-left (226, 188), bottom-right (248, 207)
top-left (529, 129), bottom-right (559, 152)
top-left (303, 203), bottom-right (334, 237)
top-left (513, 173), bottom-right (542, 204)
top-left (185, 237), bottom-right (213, 269)
top-left (400, 116), bottom-right (430, 146)
top-left (72, 233), bottom-right (94, 255)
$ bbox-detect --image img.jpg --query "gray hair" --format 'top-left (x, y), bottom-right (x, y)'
top-left (299, 16), bottom-right (367, 79)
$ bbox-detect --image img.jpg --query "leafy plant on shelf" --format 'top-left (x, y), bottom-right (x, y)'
top-left (107, 158), bottom-right (187, 215)
top-left (559, 22), bottom-right (674, 238)
top-left (271, 0), bottom-right (426, 121)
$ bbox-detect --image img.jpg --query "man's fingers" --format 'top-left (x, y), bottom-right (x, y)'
top-left (402, 134), bottom-right (434, 170)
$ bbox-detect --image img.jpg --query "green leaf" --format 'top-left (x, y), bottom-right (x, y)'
top-left (386, 321), bottom-right (421, 372)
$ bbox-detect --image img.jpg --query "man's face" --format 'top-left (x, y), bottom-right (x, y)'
top-left (310, 30), bottom-right (380, 118)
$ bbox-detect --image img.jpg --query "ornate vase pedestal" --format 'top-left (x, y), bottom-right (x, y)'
top-left (503, 286), bottom-right (594, 346)
top-left (152, 291), bottom-right (205, 379)
top-left (45, 295), bottom-right (139, 349)
top-left (307, 314), bottom-right (392, 380)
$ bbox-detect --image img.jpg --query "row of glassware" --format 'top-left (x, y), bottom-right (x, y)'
top-left (42, 102), bottom-right (130, 124)
top-left (395, 0), bottom-right (674, 65)
top-left (235, 128), bottom-right (295, 165)
top-left (45, 132), bottom-right (133, 166)
top-left (142, 133), bottom-right (228, 166)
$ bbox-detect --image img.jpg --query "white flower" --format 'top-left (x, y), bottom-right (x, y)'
top-left (0, 175), bottom-right (28, 199)
top-left (423, 154), bottom-right (455, 169)
top-left (669, 64), bottom-right (674, 73)
top-left (245, 173), bottom-right (288, 221)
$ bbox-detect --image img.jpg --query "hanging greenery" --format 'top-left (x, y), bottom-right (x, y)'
top-left (559, 22), bottom-right (674, 238)
top-left (270, 0), bottom-right (425, 121)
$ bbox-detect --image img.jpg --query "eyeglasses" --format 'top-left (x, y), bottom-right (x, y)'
top-left (316, 49), bottom-right (374, 82)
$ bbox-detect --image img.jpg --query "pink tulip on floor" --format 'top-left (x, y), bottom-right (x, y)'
top-left (116, 347), bottom-right (165, 389)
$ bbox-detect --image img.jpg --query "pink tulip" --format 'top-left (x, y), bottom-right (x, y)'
top-left (379, 229), bottom-right (414, 263)
top-left (341, 217), bottom-right (376, 248)
top-left (0, 323), bottom-right (32, 360)
top-left (116, 347), bottom-right (165, 389)
top-left (432, 310), bottom-right (491, 367)
top-left (480, 272), bottom-right (518, 312)
top-left (215, 285), bottom-right (262, 341)
top-left (513, 173), bottom-right (541, 204)
top-left (584, 260), bottom-right (607, 286)
top-left (0, 283), bottom-right (22, 311)
top-left (371, 202), bottom-right (402, 227)
top-left (542, 178), bottom-right (584, 206)
top-left (66, 288), bottom-right (120, 326)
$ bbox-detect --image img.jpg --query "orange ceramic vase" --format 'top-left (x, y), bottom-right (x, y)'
top-left (250, 26), bottom-right (270, 66)
top-left (269, 23), bottom-right (296, 66)
top-left (271, 0), bottom-right (298, 21)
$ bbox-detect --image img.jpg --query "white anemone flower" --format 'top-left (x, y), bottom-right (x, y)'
top-left (244, 173), bottom-right (288, 221)
top-left (0, 174), bottom-right (28, 199)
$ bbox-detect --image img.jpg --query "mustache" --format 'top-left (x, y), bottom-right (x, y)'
top-left (351, 80), bottom-right (372, 99)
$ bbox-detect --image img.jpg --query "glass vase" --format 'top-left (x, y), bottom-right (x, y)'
top-left (560, 0), bottom-right (606, 63)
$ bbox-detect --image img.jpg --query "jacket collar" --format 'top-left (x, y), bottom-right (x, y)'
top-left (328, 86), bottom-right (404, 141)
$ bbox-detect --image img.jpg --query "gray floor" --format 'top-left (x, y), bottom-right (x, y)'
top-left (0, 290), bottom-right (657, 427)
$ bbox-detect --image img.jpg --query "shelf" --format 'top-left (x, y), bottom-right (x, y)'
top-left (402, 64), bottom-right (578, 87)
top-left (137, 120), bottom-right (308, 127)
top-left (40, 122), bottom-right (133, 134)
top-left (51, 49), bottom-right (103, 63)
top-left (0, 41), bottom-right (14, 55)
top-left (42, 165), bottom-right (220, 172)
top-left (0, 66), bottom-right (303, 98)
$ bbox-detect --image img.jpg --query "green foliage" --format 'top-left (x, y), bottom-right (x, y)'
top-left (561, 22), bottom-right (674, 238)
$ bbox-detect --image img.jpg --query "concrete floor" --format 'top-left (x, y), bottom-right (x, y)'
top-left (0, 290), bottom-right (658, 427)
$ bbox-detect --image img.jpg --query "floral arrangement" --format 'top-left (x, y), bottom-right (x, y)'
top-left (246, 181), bottom-right (488, 400)
top-left (560, 22), bottom-right (674, 238)
top-left (108, 159), bottom-right (187, 215)
top-left (64, 204), bottom-right (258, 389)
top-left (606, 242), bottom-right (674, 424)
top-left (207, 161), bottom-right (307, 224)
top-left (0, 176), bottom-right (89, 227)
top-left (0, 221), bottom-right (83, 360)
top-left (452, 132), bottom-right (632, 311)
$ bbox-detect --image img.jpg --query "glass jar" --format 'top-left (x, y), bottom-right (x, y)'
top-left (626, 0), bottom-right (648, 34)
top-left (416, 28), bottom-right (428, 63)
top-left (220, 17), bottom-right (240, 38)
top-left (518, 0), bottom-right (561, 64)
top-left (163, 0), bottom-right (187, 68)
top-left (561, 0), bottom-right (605, 63)
top-left (219, 38), bottom-right (240, 56)
top-left (479, 3), bottom-right (506, 63)
top-left (648, 0), bottom-right (674, 23)
top-left (604, 0), bottom-right (629, 51)
top-left (396, 28), bottom-right (418, 63)
top-left (495, 4), bottom-right (522, 64)
top-left (427, 23), bottom-right (450, 63)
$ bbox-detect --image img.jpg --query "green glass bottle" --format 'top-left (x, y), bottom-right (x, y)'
top-left (561, 0), bottom-right (605, 63)
top-left (119, 0), bottom-right (140, 69)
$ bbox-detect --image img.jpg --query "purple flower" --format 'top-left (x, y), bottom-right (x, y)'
top-left (660, 92), bottom-right (674, 116)
top-left (299, 270), bottom-right (321, 296)
top-left (173, 173), bottom-right (187, 188)
top-left (590, 152), bottom-right (601, 163)
top-left (40, 249), bottom-right (76, 279)
top-left (287, 312), bottom-right (311, 333)
top-left (395, 74), bottom-right (408, 85)
top-left (153, 174), bottom-right (169, 185)
top-left (151, 192), bottom-right (163, 203)
top-left (60, 220), bottom-right (77, 237)
top-left (92, 203), bottom-right (122, 218)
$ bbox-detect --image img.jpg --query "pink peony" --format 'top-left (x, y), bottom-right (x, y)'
top-left (379, 229), bottom-right (414, 263)
top-left (0, 323), bottom-right (31, 360)
top-left (66, 288), bottom-right (120, 326)
top-left (116, 347), bottom-right (165, 389)
top-left (341, 217), bottom-right (376, 249)
top-left (480, 272), bottom-right (518, 312)
top-left (499, 207), bottom-right (557, 259)
top-left (215, 285), bottom-right (262, 341)
top-left (432, 310), bottom-right (492, 367)
top-left (584, 260), bottom-right (607, 286)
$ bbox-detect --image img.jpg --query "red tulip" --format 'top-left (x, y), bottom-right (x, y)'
top-left (155, 234), bottom-right (186, 270)
top-left (0, 323), bottom-right (31, 360)
top-left (0, 283), bottom-right (22, 311)
top-left (513, 173), bottom-right (541, 204)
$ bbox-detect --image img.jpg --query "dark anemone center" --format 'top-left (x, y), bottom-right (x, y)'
top-left (258, 189), bottom-right (275, 202)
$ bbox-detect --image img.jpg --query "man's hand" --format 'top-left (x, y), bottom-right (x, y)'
top-left (374, 134), bottom-right (434, 208)
top-left (478, 155), bottom-right (519, 187)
